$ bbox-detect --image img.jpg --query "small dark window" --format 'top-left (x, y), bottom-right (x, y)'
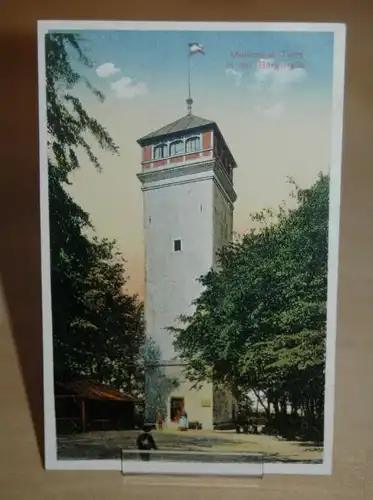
top-left (173, 239), bottom-right (182, 252)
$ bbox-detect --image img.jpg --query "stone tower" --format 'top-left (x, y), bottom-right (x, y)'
top-left (137, 111), bottom-right (237, 429)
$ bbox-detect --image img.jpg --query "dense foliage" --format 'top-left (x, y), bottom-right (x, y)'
top-left (142, 340), bottom-right (180, 422)
top-left (170, 174), bottom-right (329, 439)
top-left (46, 33), bottom-right (145, 393)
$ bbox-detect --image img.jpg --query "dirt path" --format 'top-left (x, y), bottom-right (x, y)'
top-left (57, 429), bottom-right (323, 463)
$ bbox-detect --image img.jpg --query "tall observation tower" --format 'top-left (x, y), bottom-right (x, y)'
top-left (136, 43), bottom-right (238, 429)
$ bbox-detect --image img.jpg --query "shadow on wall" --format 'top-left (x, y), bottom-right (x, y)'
top-left (0, 31), bottom-right (44, 465)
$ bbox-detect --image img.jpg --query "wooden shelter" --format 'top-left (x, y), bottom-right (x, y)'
top-left (55, 379), bottom-right (141, 434)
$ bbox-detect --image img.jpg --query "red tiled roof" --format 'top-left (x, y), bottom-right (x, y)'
top-left (56, 379), bottom-right (139, 403)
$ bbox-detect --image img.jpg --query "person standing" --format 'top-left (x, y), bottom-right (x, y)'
top-left (136, 425), bottom-right (158, 461)
top-left (157, 413), bottom-right (164, 431)
top-left (179, 410), bottom-right (189, 431)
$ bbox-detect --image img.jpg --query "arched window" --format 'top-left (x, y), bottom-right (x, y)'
top-left (186, 136), bottom-right (200, 153)
top-left (169, 140), bottom-right (184, 156)
top-left (153, 143), bottom-right (167, 160)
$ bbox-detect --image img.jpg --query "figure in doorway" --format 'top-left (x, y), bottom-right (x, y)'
top-left (170, 396), bottom-right (185, 424)
top-left (136, 425), bottom-right (158, 461)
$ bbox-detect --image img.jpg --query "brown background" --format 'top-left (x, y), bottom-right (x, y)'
top-left (1, 1), bottom-right (372, 498)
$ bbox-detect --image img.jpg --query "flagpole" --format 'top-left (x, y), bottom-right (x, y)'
top-left (186, 44), bottom-right (193, 115)
top-left (188, 45), bottom-right (191, 99)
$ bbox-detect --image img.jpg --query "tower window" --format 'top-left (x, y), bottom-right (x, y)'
top-left (186, 136), bottom-right (200, 153)
top-left (153, 143), bottom-right (167, 160)
top-left (173, 239), bottom-right (182, 252)
top-left (169, 140), bottom-right (184, 156)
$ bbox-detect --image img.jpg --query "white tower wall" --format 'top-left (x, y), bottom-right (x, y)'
top-left (143, 175), bottom-right (214, 361)
top-left (138, 153), bottom-right (237, 430)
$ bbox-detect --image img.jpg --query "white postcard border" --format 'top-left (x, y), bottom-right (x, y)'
top-left (38, 20), bottom-right (346, 476)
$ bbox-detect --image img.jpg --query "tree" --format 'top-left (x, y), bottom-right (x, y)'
top-left (170, 173), bottom-right (329, 438)
top-left (46, 32), bottom-right (145, 392)
top-left (142, 339), bottom-right (179, 422)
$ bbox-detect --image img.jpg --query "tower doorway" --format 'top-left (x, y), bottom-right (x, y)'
top-left (170, 397), bottom-right (185, 422)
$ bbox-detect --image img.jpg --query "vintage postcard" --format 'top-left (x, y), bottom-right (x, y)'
top-left (38, 21), bottom-right (346, 475)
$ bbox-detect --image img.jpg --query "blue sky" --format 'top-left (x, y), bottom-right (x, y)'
top-left (54, 29), bottom-right (334, 103)
top-left (47, 27), bottom-right (338, 297)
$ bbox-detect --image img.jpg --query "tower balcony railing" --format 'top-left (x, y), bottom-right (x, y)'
top-left (141, 147), bottom-right (213, 170)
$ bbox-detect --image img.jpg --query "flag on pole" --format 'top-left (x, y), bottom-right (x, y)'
top-left (189, 42), bottom-right (205, 56)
